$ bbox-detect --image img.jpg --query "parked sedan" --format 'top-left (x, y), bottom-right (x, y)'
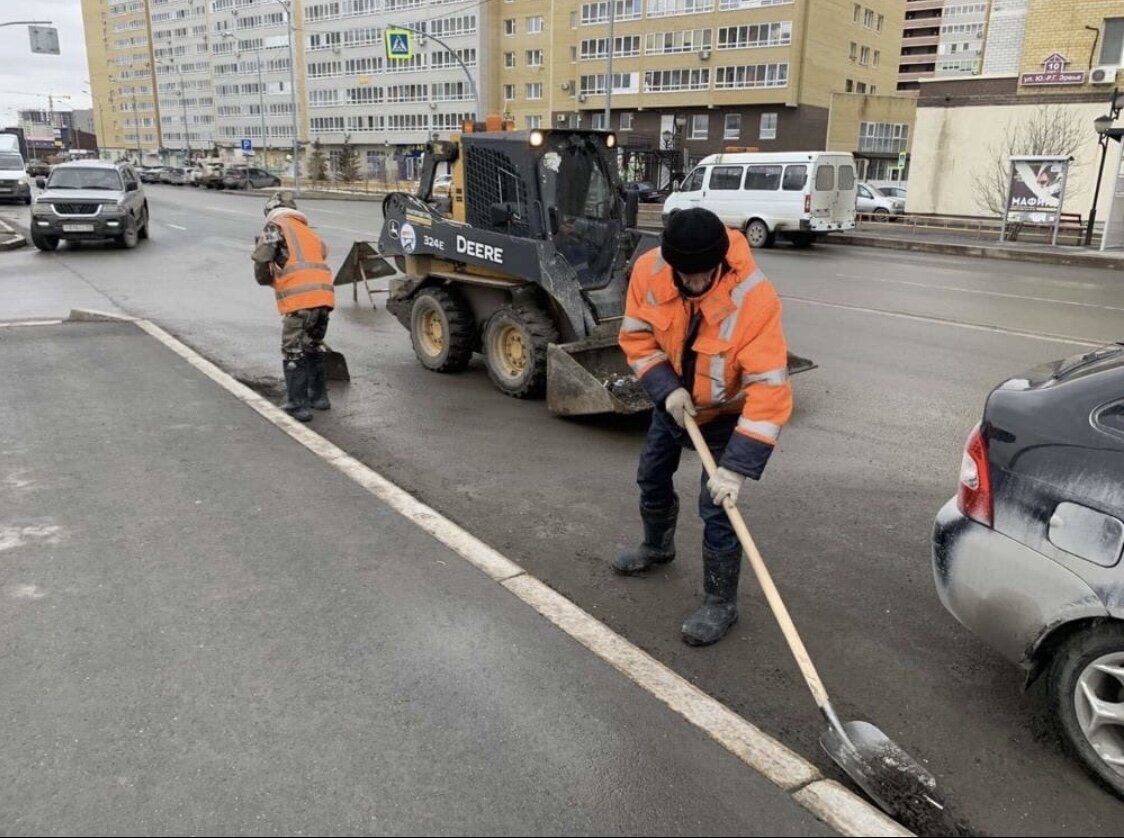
top-left (222, 166), bottom-right (281, 190)
top-left (624, 180), bottom-right (672, 204)
top-left (856, 182), bottom-right (904, 217)
top-left (161, 166), bottom-right (191, 185)
top-left (933, 344), bottom-right (1124, 798)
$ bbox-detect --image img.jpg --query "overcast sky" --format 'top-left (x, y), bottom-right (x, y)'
top-left (0, 0), bottom-right (92, 126)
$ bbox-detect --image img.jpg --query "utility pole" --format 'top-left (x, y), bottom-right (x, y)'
top-left (604, 0), bottom-right (615, 130)
top-left (275, 0), bottom-right (301, 192)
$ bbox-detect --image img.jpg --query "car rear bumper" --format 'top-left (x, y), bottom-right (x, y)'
top-left (932, 498), bottom-right (1108, 669)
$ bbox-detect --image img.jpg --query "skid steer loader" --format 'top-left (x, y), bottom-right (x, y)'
top-left (334, 118), bottom-right (813, 415)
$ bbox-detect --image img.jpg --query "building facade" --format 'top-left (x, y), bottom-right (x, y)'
top-left (908, 0), bottom-right (1124, 220)
top-left (493, 0), bottom-right (903, 179)
top-left (81, 0), bottom-right (163, 159)
top-left (898, 1), bottom-right (991, 93)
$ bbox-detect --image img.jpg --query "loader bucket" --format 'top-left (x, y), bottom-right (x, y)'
top-left (546, 333), bottom-right (818, 417)
top-left (547, 335), bottom-right (652, 416)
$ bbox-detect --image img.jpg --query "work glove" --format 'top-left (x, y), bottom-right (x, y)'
top-left (664, 387), bottom-right (697, 428)
top-left (708, 467), bottom-right (745, 507)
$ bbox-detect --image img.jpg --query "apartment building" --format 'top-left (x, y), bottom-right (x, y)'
top-left (81, 0), bottom-right (163, 159)
top-left (898, 1), bottom-right (990, 92)
top-left (497, 0), bottom-right (903, 164)
top-left (83, 0), bottom-right (495, 174)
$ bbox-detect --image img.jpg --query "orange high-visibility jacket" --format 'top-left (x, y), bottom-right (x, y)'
top-left (272, 216), bottom-right (335, 316)
top-left (619, 229), bottom-right (792, 479)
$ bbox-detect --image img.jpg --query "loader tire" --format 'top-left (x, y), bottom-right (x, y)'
top-left (409, 287), bottom-right (475, 373)
top-left (483, 304), bottom-right (559, 399)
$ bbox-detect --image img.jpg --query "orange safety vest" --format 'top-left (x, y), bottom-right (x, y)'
top-left (620, 230), bottom-right (792, 463)
top-left (272, 216), bottom-right (335, 316)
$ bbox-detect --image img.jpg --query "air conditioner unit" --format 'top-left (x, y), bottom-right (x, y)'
top-left (1091, 65), bottom-right (1118, 85)
top-left (578, 93), bottom-right (588, 103)
top-left (560, 80), bottom-right (573, 92)
top-left (556, 113), bottom-right (568, 123)
top-left (699, 49), bottom-right (711, 61)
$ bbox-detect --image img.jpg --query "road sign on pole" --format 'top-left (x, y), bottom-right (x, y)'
top-left (28, 25), bottom-right (60, 55)
top-left (241, 138), bottom-right (253, 154)
top-left (385, 29), bottom-right (413, 60)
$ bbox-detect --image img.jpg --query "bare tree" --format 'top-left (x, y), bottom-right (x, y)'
top-left (973, 105), bottom-right (1086, 216)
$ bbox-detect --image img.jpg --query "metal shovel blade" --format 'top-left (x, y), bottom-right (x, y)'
top-left (821, 720), bottom-right (954, 832)
top-left (324, 350), bottom-right (350, 382)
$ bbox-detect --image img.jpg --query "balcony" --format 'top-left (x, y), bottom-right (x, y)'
top-left (905, 0), bottom-right (944, 10)
top-left (897, 69), bottom-right (936, 82)
top-left (903, 18), bottom-right (941, 32)
top-left (902, 34), bottom-right (939, 48)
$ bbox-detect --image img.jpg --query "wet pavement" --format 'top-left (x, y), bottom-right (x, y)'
top-left (3, 184), bottom-right (1123, 835)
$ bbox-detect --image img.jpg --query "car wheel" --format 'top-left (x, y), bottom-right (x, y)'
top-left (138, 206), bottom-right (150, 240)
top-left (30, 231), bottom-right (59, 251)
top-left (1048, 622), bottom-right (1124, 798)
top-left (118, 217), bottom-right (139, 249)
top-left (873, 208), bottom-right (890, 219)
top-left (745, 218), bottom-right (774, 249)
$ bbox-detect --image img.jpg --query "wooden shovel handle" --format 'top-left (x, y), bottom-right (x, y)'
top-left (684, 414), bottom-right (831, 710)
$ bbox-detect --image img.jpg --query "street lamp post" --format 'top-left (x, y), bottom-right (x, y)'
top-left (274, 0), bottom-right (301, 193)
top-left (1087, 89), bottom-right (1124, 246)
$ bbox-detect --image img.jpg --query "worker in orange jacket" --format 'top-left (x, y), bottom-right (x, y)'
top-left (616, 207), bottom-right (793, 646)
top-left (252, 191), bottom-right (335, 422)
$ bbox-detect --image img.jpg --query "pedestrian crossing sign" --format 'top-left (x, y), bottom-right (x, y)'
top-left (385, 29), bottom-right (413, 60)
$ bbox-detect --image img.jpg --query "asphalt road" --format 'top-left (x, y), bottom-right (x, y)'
top-left (5, 184), bottom-right (1124, 835)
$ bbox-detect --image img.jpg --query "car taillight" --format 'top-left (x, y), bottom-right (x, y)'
top-left (804, 193), bottom-right (811, 214)
top-left (957, 423), bottom-right (993, 527)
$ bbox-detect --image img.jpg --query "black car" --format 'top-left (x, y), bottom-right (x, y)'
top-left (25, 159), bottom-right (50, 178)
top-left (933, 343), bottom-right (1124, 797)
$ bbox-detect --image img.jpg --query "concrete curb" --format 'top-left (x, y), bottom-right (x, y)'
top-left (60, 306), bottom-right (919, 837)
top-left (831, 233), bottom-right (1124, 270)
top-left (0, 216), bottom-right (27, 251)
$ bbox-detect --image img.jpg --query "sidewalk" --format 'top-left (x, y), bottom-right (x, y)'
top-left (0, 316), bottom-right (877, 836)
top-left (825, 226), bottom-right (1124, 270)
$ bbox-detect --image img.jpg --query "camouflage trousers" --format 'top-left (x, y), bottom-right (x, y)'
top-left (280, 307), bottom-right (331, 361)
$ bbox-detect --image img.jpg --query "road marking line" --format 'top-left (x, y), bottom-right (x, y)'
top-left (0, 319), bottom-right (64, 328)
top-left (782, 296), bottom-right (1101, 347)
top-left (167, 223), bottom-right (187, 230)
top-left (73, 308), bottom-right (913, 838)
top-left (833, 273), bottom-right (1124, 313)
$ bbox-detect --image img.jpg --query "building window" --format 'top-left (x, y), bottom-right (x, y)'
top-left (714, 63), bottom-right (788, 89)
top-left (620, 112), bottom-right (634, 130)
top-left (873, 49), bottom-right (880, 67)
top-left (526, 114), bottom-right (542, 128)
top-left (646, 28), bottom-right (711, 54)
top-left (759, 112), bottom-right (777, 140)
top-left (716, 21), bottom-right (792, 49)
top-left (860, 46), bottom-right (870, 65)
top-left (1102, 18), bottom-right (1124, 65)
top-left (504, 18), bottom-right (516, 35)
top-left (688, 114), bottom-right (708, 140)
top-left (724, 113), bottom-right (741, 140)
top-left (527, 15), bottom-right (544, 33)
top-left (864, 9), bottom-right (874, 28)
top-left (644, 68), bottom-right (710, 91)
top-left (647, 0), bottom-right (715, 20)
top-left (858, 121), bottom-right (909, 153)
top-left (856, 81), bottom-right (867, 93)
top-left (505, 52), bottom-right (516, 68)
top-left (853, 3), bottom-right (860, 23)
top-left (527, 49), bottom-right (543, 66)
top-left (591, 113), bottom-right (607, 130)
top-left (526, 82), bottom-right (543, 99)
top-left (719, 0), bottom-right (795, 8)
top-left (503, 84), bottom-right (515, 100)
top-left (876, 13), bottom-right (883, 32)
top-left (845, 79), bottom-right (854, 92)
top-left (849, 42), bottom-right (857, 61)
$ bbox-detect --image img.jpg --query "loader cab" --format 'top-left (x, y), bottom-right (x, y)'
top-left (417, 126), bottom-right (627, 290)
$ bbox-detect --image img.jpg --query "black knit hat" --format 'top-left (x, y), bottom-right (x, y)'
top-left (661, 208), bottom-right (729, 274)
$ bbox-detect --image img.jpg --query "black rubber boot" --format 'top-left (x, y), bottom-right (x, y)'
top-left (307, 351), bottom-right (331, 410)
top-left (612, 500), bottom-right (678, 575)
top-left (282, 357), bottom-right (313, 422)
top-left (681, 546), bottom-right (742, 646)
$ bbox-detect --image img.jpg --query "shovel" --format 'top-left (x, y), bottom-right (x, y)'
top-left (683, 414), bottom-right (951, 830)
top-left (322, 344), bottom-right (350, 382)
